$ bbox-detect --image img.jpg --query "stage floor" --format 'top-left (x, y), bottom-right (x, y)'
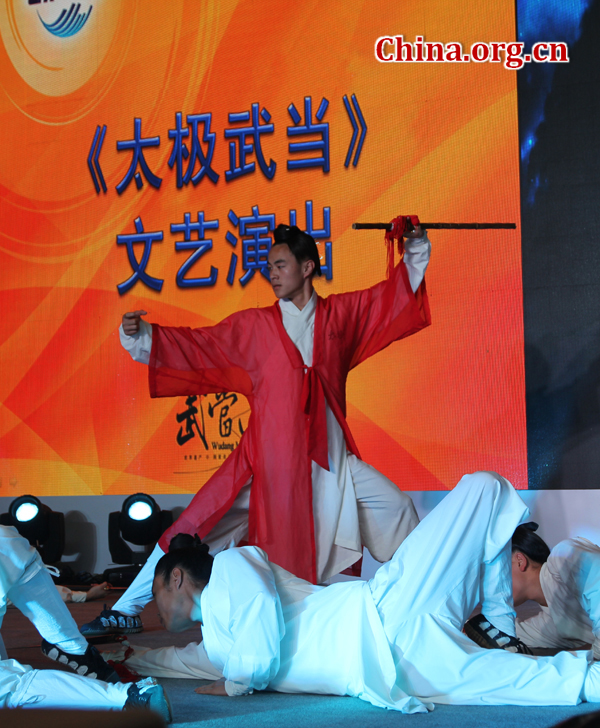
top-left (2, 591), bottom-right (598, 727)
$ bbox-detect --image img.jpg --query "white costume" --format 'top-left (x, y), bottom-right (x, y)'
top-left (0, 525), bottom-right (131, 710)
top-left (113, 237), bottom-right (430, 616)
top-left (7, 585), bottom-right (87, 609)
top-left (0, 660), bottom-right (132, 711)
top-left (516, 538), bottom-right (600, 659)
top-left (110, 641), bottom-right (222, 682)
top-left (123, 472), bottom-right (599, 711)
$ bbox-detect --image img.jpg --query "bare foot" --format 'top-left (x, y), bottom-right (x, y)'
top-left (86, 582), bottom-right (112, 601)
top-left (195, 679), bottom-right (228, 696)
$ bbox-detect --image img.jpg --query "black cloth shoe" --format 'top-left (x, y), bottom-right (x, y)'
top-left (79, 605), bottom-right (143, 636)
top-left (464, 614), bottom-right (533, 654)
top-left (41, 638), bottom-right (121, 682)
top-left (125, 677), bottom-right (172, 724)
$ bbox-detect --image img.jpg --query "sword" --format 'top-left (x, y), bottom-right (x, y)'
top-left (352, 222), bottom-right (516, 231)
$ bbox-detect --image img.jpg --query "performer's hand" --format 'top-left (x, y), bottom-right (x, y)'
top-left (194, 679), bottom-right (229, 696)
top-left (122, 310), bottom-right (147, 336)
top-left (404, 218), bottom-right (423, 239)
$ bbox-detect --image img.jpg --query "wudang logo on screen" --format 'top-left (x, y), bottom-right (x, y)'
top-left (29, 0), bottom-right (93, 38)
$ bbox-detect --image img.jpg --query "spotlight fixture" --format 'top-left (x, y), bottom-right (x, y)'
top-left (105, 493), bottom-right (173, 587)
top-left (0, 495), bottom-right (65, 564)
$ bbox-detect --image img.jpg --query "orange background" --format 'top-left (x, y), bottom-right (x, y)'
top-left (0, 0), bottom-right (526, 496)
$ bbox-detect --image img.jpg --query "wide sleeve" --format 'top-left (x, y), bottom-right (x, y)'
top-left (217, 547), bottom-right (285, 692)
top-left (579, 548), bottom-right (600, 660)
top-left (149, 312), bottom-right (255, 399)
top-left (123, 642), bottom-right (223, 680)
top-left (516, 609), bottom-right (575, 652)
top-left (335, 239), bottom-right (431, 370)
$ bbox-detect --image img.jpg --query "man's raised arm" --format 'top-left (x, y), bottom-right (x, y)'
top-left (342, 220), bottom-right (432, 370)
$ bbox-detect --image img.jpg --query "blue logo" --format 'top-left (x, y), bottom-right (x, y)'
top-left (33, 2), bottom-right (93, 38)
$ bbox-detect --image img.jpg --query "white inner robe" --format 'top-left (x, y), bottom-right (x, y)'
top-left (279, 289), bottom-right (362, 577)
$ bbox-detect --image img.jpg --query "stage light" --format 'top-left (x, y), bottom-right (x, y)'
top-left (0, 495), bottom-right (65, 564)
top-left (14, 500), bottom-right (39, 522)
top-left (105, 493), bottom-right (173, 587)
top-left (127, 499), bottom-right (153, 521)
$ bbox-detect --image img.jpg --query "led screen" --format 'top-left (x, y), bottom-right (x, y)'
top-left (0, 0), bottom-right (526, 496)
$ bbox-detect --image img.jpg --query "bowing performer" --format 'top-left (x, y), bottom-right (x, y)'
top-left (465, 525), bottom-right (600, 659)
top-left (514, 528), bottom-right (600, 657)
top-left (151, 472), bottom-right (600, 711)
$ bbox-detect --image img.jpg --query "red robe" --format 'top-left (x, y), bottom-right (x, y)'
top-left (152, 262), bottom-right (430, 582)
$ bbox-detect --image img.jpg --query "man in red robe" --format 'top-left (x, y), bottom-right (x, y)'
top-left (81, 217), bottom-right (431, 637)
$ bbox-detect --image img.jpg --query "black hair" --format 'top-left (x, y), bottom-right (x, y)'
top-left (154, 533), bottom-right (213, 588)
top-left (272, 224), bottom-right (321, 277)
top-left (511, 522), bottom-right (550, 565)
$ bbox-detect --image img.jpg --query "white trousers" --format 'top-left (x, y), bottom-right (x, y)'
top-left (0, 531), bottom-right (112, 708)
top-left (0, 659), bottom-right (129, 709)
top-left (6, 564), bottom-right (88, 655)
top-left (202, 455), bottom-right (419, 569)
top-left (371, 471), bottom-right (522, 639)
top-left (114, 456), bottom-right (418, 615)
top-left (0, 530), bottom-right (87, 655)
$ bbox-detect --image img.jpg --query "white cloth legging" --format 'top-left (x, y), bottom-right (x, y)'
top-left (0, 532), bottom-right (129, 710)
top-left (0, 659), bottom-right (130, 709)
top-left (114, 454), bottom-right (416, 616)
top-left (6, 563), bottom-right (88, 655)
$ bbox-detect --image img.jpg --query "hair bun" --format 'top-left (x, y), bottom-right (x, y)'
top-left (168, 533), bottom-right (210, 555)
top-left (521, 522), bottom-right (539, 532)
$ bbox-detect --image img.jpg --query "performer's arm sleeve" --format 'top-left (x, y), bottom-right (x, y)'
top-left (124, 642), bottom-right (223, 680)
top-left (403, 234), bottom-right (431, 293)
top-left (515, 610), bottom-right (572, 652)
top-left (580, 552), bottom-right (600, 660)
top-left (120, 320), bottom-right (153, 365)
top-left (220, 547), bottom-right (285, 693)
top-left (343, 232), bottom-right (431, 369)
top-left (149, 313), bottom-right (255, 398)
